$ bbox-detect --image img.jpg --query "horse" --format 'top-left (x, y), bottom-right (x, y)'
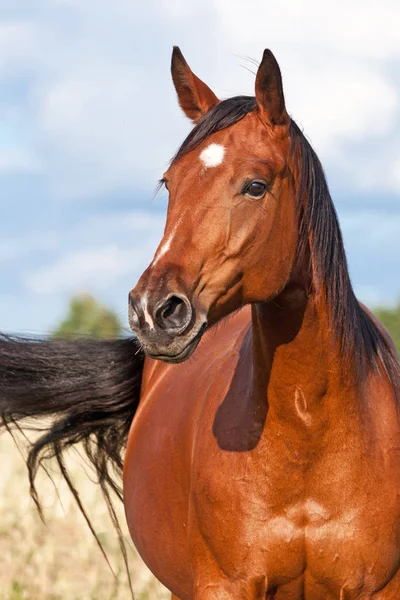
top-left (1, 46), bottom-right (400, 600)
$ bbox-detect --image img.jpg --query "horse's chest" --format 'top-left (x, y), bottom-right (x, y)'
top-left (191, 439), bottom-right (400, 598)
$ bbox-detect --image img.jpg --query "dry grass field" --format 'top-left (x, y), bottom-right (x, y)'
top-left (0, 433), bottom-right (169, 600)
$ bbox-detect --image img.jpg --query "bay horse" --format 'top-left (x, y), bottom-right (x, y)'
top-left (1, 47), bottom-right (400, 600)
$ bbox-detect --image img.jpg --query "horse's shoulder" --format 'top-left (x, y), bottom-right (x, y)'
top-left (141, 306), bottom-right (252, 392)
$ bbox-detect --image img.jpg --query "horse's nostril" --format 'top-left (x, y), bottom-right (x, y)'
top-left (155, 295), bottom-right (192, 332)
top-left (160, 299), bottom-right (177, 320)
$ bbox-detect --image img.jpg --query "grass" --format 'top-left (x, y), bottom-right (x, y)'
top-left (0, 433), bottom-right (170, 600)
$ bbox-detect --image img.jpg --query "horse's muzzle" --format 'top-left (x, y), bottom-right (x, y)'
top-left (128, 290), bottom-right (207, 363)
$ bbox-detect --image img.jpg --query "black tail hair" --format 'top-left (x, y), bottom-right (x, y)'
top-left (0, 333), bottom-right (144, 595)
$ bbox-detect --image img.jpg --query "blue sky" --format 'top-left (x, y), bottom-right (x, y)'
top-left (1, 0), bottom-right (399, 334)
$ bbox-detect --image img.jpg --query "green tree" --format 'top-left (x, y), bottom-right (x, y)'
top-left (375, 300), bottom-right (400, 355)
top-left (53, 293), bottom-right (122, 339)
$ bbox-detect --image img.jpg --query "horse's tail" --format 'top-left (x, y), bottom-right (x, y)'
top-left (0, 333), bottom-right (144, 590)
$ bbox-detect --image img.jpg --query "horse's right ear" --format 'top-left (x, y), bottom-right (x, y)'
top-left (171, 47), bottom-right (220, 123)
top-left (255, 49), bottom-right (289, 129)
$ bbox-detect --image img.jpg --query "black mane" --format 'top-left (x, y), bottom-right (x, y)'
top-left (173, 96), bottom-right (400, 389)
top-left (174, 96), bottom-right (257, 162)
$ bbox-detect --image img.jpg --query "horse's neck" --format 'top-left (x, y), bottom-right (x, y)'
top-left (251, 287), bottom-right (358, 427)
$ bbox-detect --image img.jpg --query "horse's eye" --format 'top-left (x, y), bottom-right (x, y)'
top-left (161, 178), bottom-right (169, 191)
top-left (244, 181), bottom-right (267, 198)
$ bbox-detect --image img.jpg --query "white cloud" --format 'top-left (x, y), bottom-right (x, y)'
top-left (34, 65), bottom-right (182, 197)
top-left (209, 0), bottom-right (400, 162)
top-left (1, 0), bottom-right (400, 335)
top-left (27, 245), bottom-right (141, 294)
top-left (0, 148), bottom-right (43, 173)
top-left (0, 21), bottom-right (40, 78)
top-left (286, 62), bottom-right (397, 157)
top-left (389, 155), bottom-right (400, 191)
top-left (24, 209), bottom-right (166, 295)
top-left (0, 0), bottom-right (399, 194)
top-left (214, 0), bottom-right (400, 59)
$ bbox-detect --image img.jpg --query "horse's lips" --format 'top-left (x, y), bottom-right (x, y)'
top-left (145, 323), bottom-right (207, 364)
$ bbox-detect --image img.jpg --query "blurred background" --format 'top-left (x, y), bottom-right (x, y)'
top-left (0, 0), bottom-right (399, 336)
top-left (0, 0), bottom-right (399, 598)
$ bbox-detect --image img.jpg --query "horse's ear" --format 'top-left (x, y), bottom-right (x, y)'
top-left (171, 46), bottom-right (220, 123)
top-left (255, 50), bottom-right (289, 128)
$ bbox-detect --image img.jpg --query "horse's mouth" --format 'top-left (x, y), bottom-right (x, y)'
top-left (145, 322), bottom-right (207, 364)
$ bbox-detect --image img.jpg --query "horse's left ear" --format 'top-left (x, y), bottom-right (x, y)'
top-left (255, 50), bottom-right (290, 129)
top-left (171, 46), bottom-right (220, 123)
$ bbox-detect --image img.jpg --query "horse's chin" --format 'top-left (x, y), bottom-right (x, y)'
top-left (143, 322), bottom-right (207, 364)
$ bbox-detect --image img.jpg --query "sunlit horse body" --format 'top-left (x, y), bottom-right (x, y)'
top-left (1, 48), bottom-right (399, 600)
